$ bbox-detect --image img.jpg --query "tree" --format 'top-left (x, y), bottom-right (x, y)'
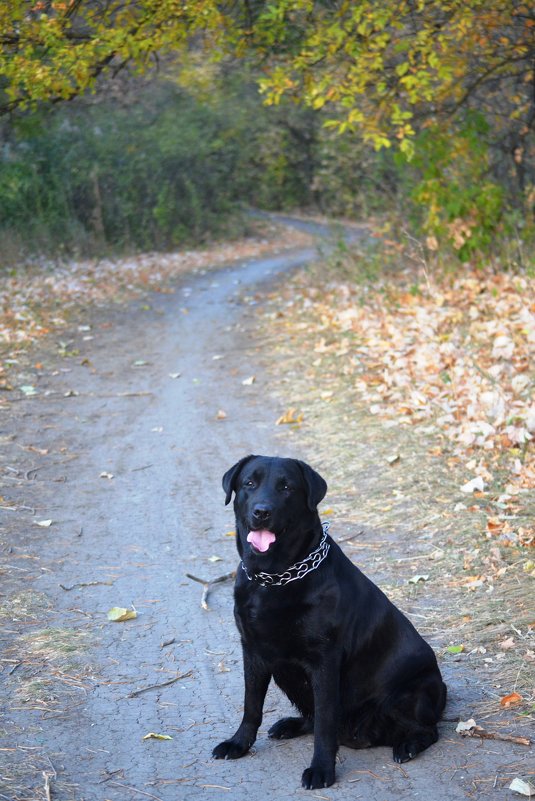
top-left (1, 1), bottom-right (534, 254)
top-left (1, 2), bottom-right (533, 149)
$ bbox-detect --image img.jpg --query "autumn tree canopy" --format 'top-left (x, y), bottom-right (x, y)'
top-left (1, 1), bottom-right (534, 152)
top-left (1, 1), bottom-right (534, 259)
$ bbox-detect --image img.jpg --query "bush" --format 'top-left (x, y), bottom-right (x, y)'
top-left (0, 78), bottom-right (320, 261)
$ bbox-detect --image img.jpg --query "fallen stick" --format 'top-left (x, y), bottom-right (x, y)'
top-left (457, 720), bottom-right (531, 747)
top-left (128, 671), bottom-right (193, 698)
top-left (60, 580), bottom-right (113, 591)
top-left (107, 781), bottom-right (162, 801)
top-left (43, 770), bottom-right (55, 801)
top-left (336, 530), bottom-right (364, 544)
top-left (186, 571), bottom-right (235, 610)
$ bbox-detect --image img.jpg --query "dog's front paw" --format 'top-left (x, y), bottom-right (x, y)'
top-left (301, 764), bottom-right (335, 789)
top-left (212, 739), bottom-right (250, 760)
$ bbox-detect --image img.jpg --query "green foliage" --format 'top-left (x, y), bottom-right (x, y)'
top-left (0, 77), bottom-right (322, 258)
top-left (0, 88), bottom-right (241, 254)
top-left (399, 113), bottom-right (507, 260)
top-left (1, 93), bottom-right (220, 254)
top-left (0, 2), bottom-right (533, 265)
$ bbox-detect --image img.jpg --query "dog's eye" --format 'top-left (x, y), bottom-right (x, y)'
top-left (244, 479), bottom-right (255, 488)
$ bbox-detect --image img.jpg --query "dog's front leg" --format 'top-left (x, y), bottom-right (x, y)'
top-left (213, 649), bottom-right (271, 760)
top-left (302, 659), bottom-right (339, 789)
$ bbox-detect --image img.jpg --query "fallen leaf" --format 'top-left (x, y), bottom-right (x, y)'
top-left (132, 360), bottom-right (148, 367)
top-left (446, 644), bottom-right (464, 654)
top-left (143, 732), bottom-right (173, 741)
top-left (168, 372), bottom-right (181, 379)
top-left (208, 555), bottom-right (222, 563)
top-left (276, 408), bottom-right (304, 425)
top-left (509, 778), bottom-right (535, 797)
top-left (460, 476), bottom-right (486, 493)
top-left (242, 375), bottom-right (256, 385)
top-left (20, 385), bottom-right (37, 396)
top-left (107, 607), bottom-right (137, 622)
top-left (500, 637), bottom-right (516, 650)
top-left (409, 574), bottom-right (429, 584)
top-left (35, 519), bottom-right (53, 527)
top-left (492, 334), bottom-right (515, 360)
top-left (386, 454), bottom-right (401, 465)
top-left (500, 691), bottom-right (523, 707)
top-left (216, 409), bottom-right (227, 420)
top-left (456, 718), bottom-right (477, 733)
top-left (100, 471), bottom-right (114, 479)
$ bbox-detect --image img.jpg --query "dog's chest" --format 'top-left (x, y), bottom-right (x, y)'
top-left (235, 590), bottom-right (322, 662)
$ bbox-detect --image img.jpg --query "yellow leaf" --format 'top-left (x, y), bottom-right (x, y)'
top-left (107, 607), bottom-right (137, 622)
top-left (143, 732), bottom-right (173, 740)
top-left (276, 408), bottom-right (304, 425)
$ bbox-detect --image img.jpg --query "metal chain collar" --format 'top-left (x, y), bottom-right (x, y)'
top-left (241, 523), bottom-right (330, 587)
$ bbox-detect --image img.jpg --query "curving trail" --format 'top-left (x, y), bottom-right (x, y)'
top-left (1, 221), bottom-right (531, 800)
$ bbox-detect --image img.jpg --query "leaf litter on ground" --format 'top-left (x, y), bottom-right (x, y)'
top-left (255, 237), bottom-right (534, 725)
top-left (0, 220), bottom-right (313, 383)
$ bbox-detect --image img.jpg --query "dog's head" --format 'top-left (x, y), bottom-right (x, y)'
top-left (222, 455), bottom-right (327, 567)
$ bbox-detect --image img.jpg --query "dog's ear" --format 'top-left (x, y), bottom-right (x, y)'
top-left (222, 455), bottom-right (257, 505)
top-left (296, 460), bottom-right (328, 511)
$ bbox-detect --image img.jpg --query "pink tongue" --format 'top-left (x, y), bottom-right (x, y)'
top-left (247, 529), bottom-right (276, 553)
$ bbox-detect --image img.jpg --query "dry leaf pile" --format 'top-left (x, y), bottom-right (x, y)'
top-left (259, 251), bottom-right (534, 717)
top-left (272, 264), bottom-right (534, 520)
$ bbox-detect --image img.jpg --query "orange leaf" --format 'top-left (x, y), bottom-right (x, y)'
top-left (500, 692), bottom-right (522, 707)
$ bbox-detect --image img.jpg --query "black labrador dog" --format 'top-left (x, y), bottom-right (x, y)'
top-left (213, 455), bottom-right (446, 789)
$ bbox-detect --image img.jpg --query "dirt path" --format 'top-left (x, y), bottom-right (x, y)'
top-left (1, 224), bottom-right (532, 801)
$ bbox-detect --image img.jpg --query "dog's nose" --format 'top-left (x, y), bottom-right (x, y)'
top-left (252, 504), bottom-right (272, 523)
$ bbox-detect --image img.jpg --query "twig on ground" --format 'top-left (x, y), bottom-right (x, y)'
top-left (43, 768), bottom-right (55, 801)
top-left (336, 530), bottom-right (364, 543)
top-left (107, 782), bottom-right (163, 801)
top-left (128, 671), bottom-right (192, 698)
top-left (186, 571), bottom-right (235, 610)
top-left (459, 726), bottom-right (531, 747)
top-left (60, 580), bottom-right (113, 591)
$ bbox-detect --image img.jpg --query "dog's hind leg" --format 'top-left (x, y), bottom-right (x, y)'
top-left (392, 725), bottom-right (438, 763)
top-left (388, 677), bottom-right (445, 763)
top-left (268, 716), bottom-right (313, 740)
